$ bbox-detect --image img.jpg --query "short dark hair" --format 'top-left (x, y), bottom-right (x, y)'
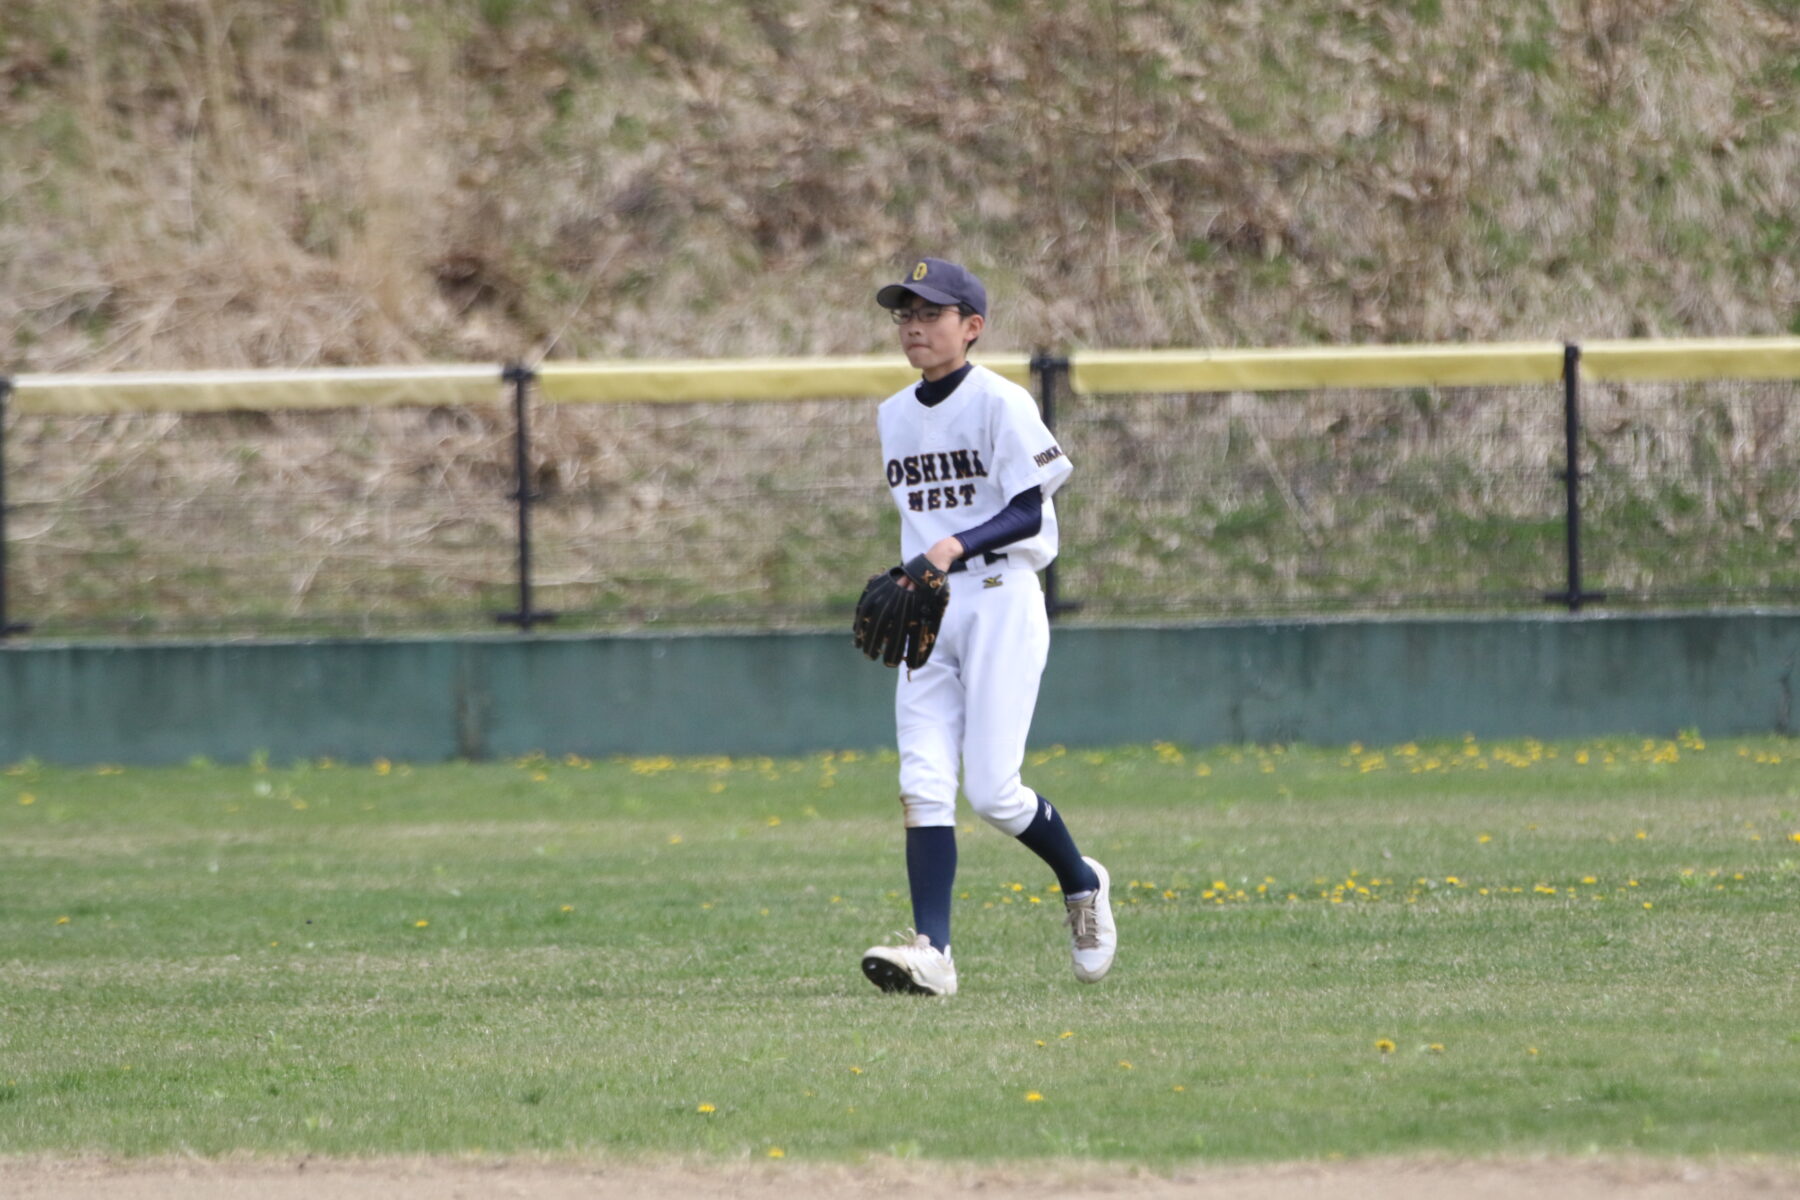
top-left (959, 304), bottom-right (980, 351)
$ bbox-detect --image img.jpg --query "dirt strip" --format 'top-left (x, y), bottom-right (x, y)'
top-left (5, 1156), bottom-right (1800, 1200)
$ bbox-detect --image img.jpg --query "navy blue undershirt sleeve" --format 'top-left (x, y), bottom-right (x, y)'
top-left (953, 486), bottom-right (1042, 560)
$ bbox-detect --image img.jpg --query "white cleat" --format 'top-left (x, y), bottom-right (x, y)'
top-left (861, 930), bottom-right (958, 996)
top-left (1065, 857), bottom-right (1117, 982)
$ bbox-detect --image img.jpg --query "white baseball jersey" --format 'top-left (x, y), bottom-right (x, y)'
top-left (876, 365), bottom-right (1073, 570)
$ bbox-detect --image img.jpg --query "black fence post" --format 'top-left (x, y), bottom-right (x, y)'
top-left (1031, 351), bottom-right (1080, 620)
top-left (1544, 342), bottom-right (1604, 612)
top-left (0, 377), bottom-right (27, 639)
top-left (496, 362), bottom-right (558, 631)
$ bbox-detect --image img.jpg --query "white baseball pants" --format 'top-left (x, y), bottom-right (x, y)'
top-left (895, 563), bottom-right (1047, 836)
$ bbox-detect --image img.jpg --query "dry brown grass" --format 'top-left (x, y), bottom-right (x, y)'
top-left (2, 1), bottom-right (1796, 634)
top-left (1, 0), bottom-right (1795, 373)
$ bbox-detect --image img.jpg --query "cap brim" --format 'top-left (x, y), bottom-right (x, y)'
top-left (876, 282), bottom-right (961, 309)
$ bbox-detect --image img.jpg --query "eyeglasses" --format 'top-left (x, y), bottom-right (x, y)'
top-left (889, 305), bottom-right (966, 325)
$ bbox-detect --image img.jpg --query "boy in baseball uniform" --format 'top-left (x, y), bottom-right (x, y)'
top-left (860, 257), bottom-right (1117, 997)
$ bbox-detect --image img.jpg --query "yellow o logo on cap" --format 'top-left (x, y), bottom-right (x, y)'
top-left (912, 262), bottom-right (929, 281)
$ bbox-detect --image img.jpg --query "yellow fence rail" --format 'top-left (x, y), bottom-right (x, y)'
top-left (7, 338), bottom-right (1798, 414)
top-left (7, 364), bottom-right (503, 416)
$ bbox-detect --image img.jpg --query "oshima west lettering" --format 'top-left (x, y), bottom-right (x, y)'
top-left (886, 448), bottom-right (988, 514)
top-left (885, 449), bottom-right (988, 487)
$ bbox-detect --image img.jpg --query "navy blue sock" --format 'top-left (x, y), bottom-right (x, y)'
top-left (905, 826), bottom-right (957, 952)
top-left (1016, 795), bottom-right (1101, 896)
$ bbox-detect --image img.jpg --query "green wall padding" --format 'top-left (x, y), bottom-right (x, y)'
top-left (2, 614), bottom-right (1794, 766)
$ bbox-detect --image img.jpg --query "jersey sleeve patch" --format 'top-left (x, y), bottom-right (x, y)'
top-left (993, 389), bottom-right (1074, 500)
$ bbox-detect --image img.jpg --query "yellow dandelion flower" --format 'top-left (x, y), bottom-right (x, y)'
top-left (1024, 1091), bottom-right (1044, 1102)
top-left (1635, 830), bottom-right (1648, 840)
top-left (1428, 1043), bottom-right (1445, 1054)
top-left (560, 905), bottom-right (574, 913)
top-left (1010, 882), bottom-right (1024, 892)
top-left (1643, 901), bottom-right (1653, 909)
top-left (1375, 1039), bottom-right (1396, 1054)
top-left (1059, 1031), bottom-right (1074, 1039)
top-left (767, 1147), bottom-right (785, 1159)
top-left (668, 835), bottom-right (683, 845)
top-left (414, 920), bottom-right (429, 928)
top-left (849, 1066), bottom-right (863, 1075)
top-left (1028, 896), bottom-right (1042, 905)
top-left (1172, 1085), bottom-right (1187, 1093)
top-left (1035, 1040), bottom-right (1046, 1048)
top-left (18, 793), bottom-right (35, 806)
top-left (1118, 1060), bottom-right (1134, 1070)
top-left (1477, 833), bottom-right (1491, 843)
top-left (1581, 876), bottom-right (1597, 885)
top-left (696, 1103), bottom-right (716, 1114)
top-left (766, 816), bottom-right (781, 827)
top-left (1527, 1047), bottom-right (1540, 1057)
top-left (1790, 832), bottom-right (1800, 844)
top-left (55, 915), bottom-right (70, 925)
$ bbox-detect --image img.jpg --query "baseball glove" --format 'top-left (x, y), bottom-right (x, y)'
top-left (853, 554), bottom-right (950, 669)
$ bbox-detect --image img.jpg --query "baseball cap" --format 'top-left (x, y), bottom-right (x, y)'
top-left (876, 258), bottom-right (988, 318)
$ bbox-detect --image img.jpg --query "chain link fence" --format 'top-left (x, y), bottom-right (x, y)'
top-left (1577, 377), bottom-right (1800, 605)
top-left (1053, 375), bottom-right (1800, 618)
top-left (3, 347), bottom-right (1798, 638)
top-left (1052, 383), bottom-right (1569, 616)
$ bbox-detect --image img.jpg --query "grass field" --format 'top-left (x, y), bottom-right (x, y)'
top-left (3, 735), bottom-right (1799, 1164)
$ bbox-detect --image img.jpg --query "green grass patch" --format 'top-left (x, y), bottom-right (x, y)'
top-left (2, 736), bottom-right (1799, 1161)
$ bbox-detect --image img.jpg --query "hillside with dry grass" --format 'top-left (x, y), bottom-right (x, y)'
top-left (1, 0), bottom-right (1796, 372)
